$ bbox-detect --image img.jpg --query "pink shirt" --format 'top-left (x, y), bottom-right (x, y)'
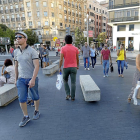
top-left (61, 44), bottom-right (79, 68)
top-left (101, 49), bottom-right (110, 60)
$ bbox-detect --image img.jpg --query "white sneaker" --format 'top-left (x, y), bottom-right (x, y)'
top-left (84, 68), bottom-right (87, 70)
top-left (103, 75), bottom-right (106, 77)
top-left (87, 68), bottom-right (90, 70)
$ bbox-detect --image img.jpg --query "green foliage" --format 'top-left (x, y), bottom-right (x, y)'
top-left (24, 29), bottom-right (38, 45)
top-left (96, 32), bottom-right (107, 44)
top-left (0, 24), bottom-right (9, 31)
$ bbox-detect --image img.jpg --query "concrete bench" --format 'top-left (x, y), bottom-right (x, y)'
top-left (0, 84), bottom-right (18, 106)
top-left (52, 60), bottom-right (59, 65)
top-left (42, 64), bottom-right (59, 76)
top-left (80, 75), bottom-right (100, 101)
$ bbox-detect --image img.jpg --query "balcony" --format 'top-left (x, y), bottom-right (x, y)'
top-left (20, 7), bottom-right (24, 11)
top-left (109, 2), bottom-right (139, 9)
top-left (8, 0), bottom-right (12, 3)
top-left (21, 17), bottom-right (25, 21)
top-left (6, 19), bottom-right (10, 22)
top-left (5, 10), bottom-right (9, 14)
top-left (0, 10), bottom-right (3, 14)
top-left (1, 19), bottom-right (5, 22)
top-left (42, 34), bottom-right (52, 40)
top-left (10, 9), bottom-right (14, 13)
top-left (15, 8), bottom-right (19, 12)
top-left (68, 11), bottom-right (71, 15)
top-left (64, 10), bottom-right (67, 14)
top-left (72, 13), bottom-right (75, 16)
top-left (68, 3), bottom-right (71, 7)
top-left (11, 18), bottom-right (15, 22)
top-left (16, 17), bottom-right (20, 21)
top-left (13, 0), bottom-right (18, 3)
top-left (109, 16), bottom-right (139, 23)
top-left (3, 1), bottom-right (7, 4)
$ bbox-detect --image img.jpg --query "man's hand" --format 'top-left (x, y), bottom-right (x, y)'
top-left (1, 73), bottom-right (3, 76)
top-left (28, 79), bottom-right (35, 88)
top-left (59, 68), bottom-right (62, 73)
top-left (77, 67), bottom-right (79, 69)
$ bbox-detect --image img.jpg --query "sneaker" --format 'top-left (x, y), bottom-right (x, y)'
top-left (93, 67), bottom-right (94, 69)
top-left (31, 101), bottom-right (35, 107)
top-left (84, 68), bottom-right (87, 70)
top-left (33, 110), bottom-right (40, 120)
top-left (19, 116), bottom-right (30, 127)
top-left (27, 100), bottom-right (31, 106)
top-left (103, 75), bottom-right (106, 77)
top-left (87, 68), bottom-right (90, 70)
top-left (66, 95), bottom-right (71, 100)
top-left (106, 75), bottom-right (108, 77)
top-left (71, 97), bottom-right (75, 101)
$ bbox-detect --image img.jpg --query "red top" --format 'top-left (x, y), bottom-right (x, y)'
top-left (10, 48), bottom-right (14, 54)
top-left (101, 49), bottom-right (110, 60)
top-left (61, 44), bottom-right (79, 68)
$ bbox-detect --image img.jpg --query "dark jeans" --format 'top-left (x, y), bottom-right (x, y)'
top-left (63, 67), bottom-right (77, 98)
top-left (90, 57), bottom-right (96, 68)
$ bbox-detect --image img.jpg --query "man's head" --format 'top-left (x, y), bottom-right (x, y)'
top-left (43, 44), bottom-right (47, 49)
top-left (104, 43), bottom-right (107, 49)
top-left (40, 42), bottom-right (43, 48)
top-left (15, 32), bottom-right (27, 46)
top-left (85, 42), bottom-right (88, 47)
top-left (65, 35), bottom-right (72, 44)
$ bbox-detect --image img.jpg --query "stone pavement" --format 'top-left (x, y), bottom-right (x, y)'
top-left (0, 57), bottom-right (140, 140)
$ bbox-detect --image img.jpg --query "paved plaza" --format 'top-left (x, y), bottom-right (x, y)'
top-left (0, 53), bottom-right (140, 140)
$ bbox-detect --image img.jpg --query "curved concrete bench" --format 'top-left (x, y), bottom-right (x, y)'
top-left (0, 84), bottom-right (17, 106)
top-left (52, 60), bottom-right (59, 65)
top-left (42, 64), bottom-right (59, 76)
top-left (80, 75), bottom-right (100, 101)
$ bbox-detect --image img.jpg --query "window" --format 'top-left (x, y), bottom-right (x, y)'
top-left (94, 7), bottom-right (95, 11)
top-left (12, 15), bottom-right (14, 18)
top-left (44, 11), bottom-right (47, 17)
top-left (16, 5), bottom-right (18, 8)
top-left (29, 21), bottom-right (32, 26)
top-left (1, 7), bottom-right (3, 10)
top-left (22, 13), bottom-right (25, 17)
top-left (37, 11), bottom-right (40, 17)
top-left (51, 3), bottom-right (54, 7)
top-left (38, 21), bottom-right (41, 26)
top-left (26, 2), bottom-right (30, 7)
top-left (52, 22), bottom-right (55, 25)
top-left (36, 1), bottom-right (39, 7)
top-left (96, 8), bottom-right (98, 12)
top-left (60, 23), bottom-right (63, 26)
top-left (99, 9), bottom-right (101, 13)
top-left (17, 14), bottom-right (19, 17)
top-left (52, 12), bottom-right (54, 17)
top-left (13, 23), bottom-right (15, 27)
top-left (59, 5), bottom-right (62, 9)
top-left (28, 12), bottom-right (31, 17)
top-left (7, 15), bottom-right (9, 18)
top-left (65, 24), bottom-right (67, 27)
top-left (96, 15), bottom-right (98, 19)
top-left (89, 4), bottom-right (91, 9)
top-left (45, 21), bottom-right (49, 25)
top-left (46, 31), bottom-right (49, 35)
top-left (117, 25), bottom-right (126, 31)
top-left (104, 23), bottom-right (106, 26)
top-left (84, 5), bottom-right (86, 10)
top-left (127, 11), bottom-right (130, 17)
top-left (129, 24), bottom-right (134, 31)
top-left (53, 31), bottom-right (56, 35)
top-left (43, 2), bottom-right (47, 7)
top-left (6, 6), bottom-right (8, 10)
top-left (103, 10), bottom-right (104, 14)
top-left (59, 14), bottom-right (62, 18)
top-left (59, 32), bottom-right (63, 36)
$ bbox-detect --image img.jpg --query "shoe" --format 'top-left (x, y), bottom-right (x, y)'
top-left (103, 75), bottom-right (106, 77)
top-left (33, 110), bottom-right (40, 120)
top-left (93, 67), bottom-right (94, 69)
top-left (87, 68), bottom-right (90, 70)
top-left (19, 116), bottom-right (30, 127)
top-left (66, 95), bottom-right (71, 100)
top-left (106, 75), bottom-right (108, 77)
top-left (71, 97), bottom-right (75, 101)
top-left (27, 100), bottom-right (31, 105)
top-left (121, 75), bottom-right (124, 78)
top-left (31, 101), bottom-right (35, 107)
top-left (84, 68), bottom-right (87, 70)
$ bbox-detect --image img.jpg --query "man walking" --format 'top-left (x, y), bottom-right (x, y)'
top-left (14, 31), bottom-right (40, 127)
top-left (101, 43), bottom-right (112, 77)
top-left (81, 42), bottom-right (91, 70)
top-left (39, 43), bottom-right (44, 68)
top-left (59, 35), bottom-right (79, 101)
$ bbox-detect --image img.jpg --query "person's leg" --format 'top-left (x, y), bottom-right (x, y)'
top-left (83, 57), bottom-right (86, 69)
top-left (93, 57), bottom-right (96, 68)
top-left (117, 60), bottom-right (121, 76)
top-left (106, 60), bottom-right (109, 76)
top-left (40, 58), bottom-right (43, 68)
top-left (0, 76), bottom-right (6, 87)
top-left (91, 57), bottom-right (94, 68)
top-left (87, 57), bottom-right (90, 68)
top-left (70, 67), bottom-right (77, 100)
top-left (63, 68), bottom-right (70, 97)
top-left (120, 60), bottom-right (125, 75)
top-left (103, 60), bottom-right (106, 76)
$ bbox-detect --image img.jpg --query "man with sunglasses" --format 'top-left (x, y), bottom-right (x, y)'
top-left (14, 31), bottom-right (40, 127)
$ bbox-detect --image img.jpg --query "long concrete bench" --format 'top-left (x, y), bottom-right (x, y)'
top-left (80, 75), bottom-right (100, 101)
top-left (42, 63), bottom-right (59, 76)
top-left (52, 60), bottom-right (59, 65)
top-left (0, 84), bottom-right (18, 106)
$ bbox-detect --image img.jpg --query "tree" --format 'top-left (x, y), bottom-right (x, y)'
top-left (24, 29), bottom-right (38, 45)
top-left (5, 28), bottom-right (15, 45)
top-left (0, 24), bottom-right (9, 31)
top-left (96, 32), bottom-right (107, 45)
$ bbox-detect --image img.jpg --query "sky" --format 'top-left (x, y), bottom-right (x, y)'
top-left (96, 0), bottom-right (105, 2)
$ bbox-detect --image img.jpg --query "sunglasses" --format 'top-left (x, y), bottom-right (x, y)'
top-left (15, 35), bottom-right (25, 39)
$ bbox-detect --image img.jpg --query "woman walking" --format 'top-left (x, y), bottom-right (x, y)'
top-left (90, 44), bottom-right (97, 69)
top-left (128, 54), bottom-right (140, 102)
top-left (116, 44), bottom-right (126, 78)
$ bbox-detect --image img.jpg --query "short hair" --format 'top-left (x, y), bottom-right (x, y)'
top-left (43, 44), bottom-right (47, 47)
top-left (40, 43), bottom-right (43, 45)
top-left (65, 35), bottom-right (72, 44)
top-left (4, 59), bottom-right (13, 67)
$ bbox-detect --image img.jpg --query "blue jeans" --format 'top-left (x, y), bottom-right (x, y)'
top-left (103, 60), bottom-right (109, 75)
top-left (90, 57), bottom-right (96, 68)
top-left (117, 60), bottom-right (125, 74)
top-left (17, 77), bottom-right (39, 103)
top-left (83, 57), bottom-right (90, 68)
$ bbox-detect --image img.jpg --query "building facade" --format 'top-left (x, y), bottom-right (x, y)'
top-left (87, 0), bottom-right (112, 39)
top-left (0, 0), bottom-right (86, 47)
top-left (108, 0), bottom-right (140, 51)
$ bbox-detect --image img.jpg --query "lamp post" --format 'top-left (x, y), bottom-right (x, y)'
top-left (18, 25), bottom-right (22, 32)
top-left (84, 14), bottom-right (91, 46)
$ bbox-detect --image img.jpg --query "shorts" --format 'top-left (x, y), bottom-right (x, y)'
top-left (16, 77), bottom-right (39, 103)
top-left (43, 57), bottom-right (49, 63)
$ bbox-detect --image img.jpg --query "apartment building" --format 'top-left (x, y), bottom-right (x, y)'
top-left (108, 0), bottom-right (140, 51)
top-left (87, 0), bottom-right (112, 39)
top-left (0, 0), bottom-right (86, 47)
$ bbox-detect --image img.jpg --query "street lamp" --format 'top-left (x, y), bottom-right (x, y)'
top-left (18, 25), bottom-right (22, 32)
top-left (84, 14), bottom-right (91, 46)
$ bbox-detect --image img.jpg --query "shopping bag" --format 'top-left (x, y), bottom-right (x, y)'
top-left (56, 72), bottom-right (63, 90)
top-left (124, 61), bottom-right (128, 69)
top-left (110, 63), bottom-right (114, 73)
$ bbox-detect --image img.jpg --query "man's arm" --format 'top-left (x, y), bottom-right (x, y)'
top-left (76, 54), bottom-right (79, 69)
top-left (59, 53), bottom-right (63, 73)
top-left (1, 65), bottom-right (5, 75)
top-left (109, 53), bottom-right (112, 63)
top-left (29, 59), bottom-right (39, 88)
top-left (101, 54), bottom-right (103, 64)
top-left (15, 61), bottom-right (18, 85)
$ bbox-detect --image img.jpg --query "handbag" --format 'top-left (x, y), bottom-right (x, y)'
top-left (110, 63), bottom-right (114, 72)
